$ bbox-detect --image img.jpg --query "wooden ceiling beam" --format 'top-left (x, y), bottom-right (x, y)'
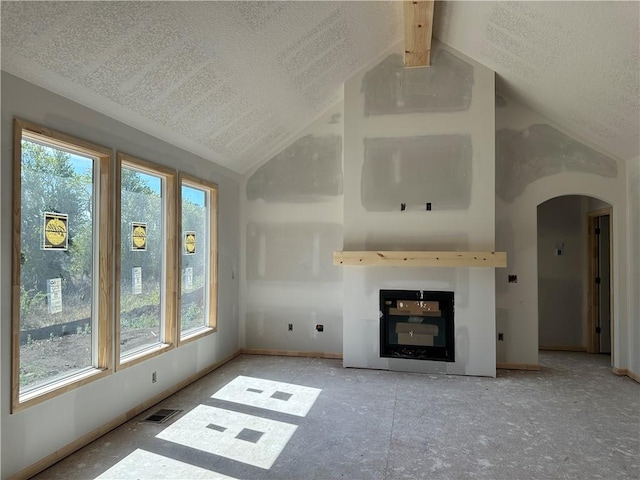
top-left (403, 0), bottom-right (434, 68)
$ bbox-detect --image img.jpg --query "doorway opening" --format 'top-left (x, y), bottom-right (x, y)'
top-left (536, 196), bottom-right (613, 360)
top-left (587, 208), bottom-right (612, 357)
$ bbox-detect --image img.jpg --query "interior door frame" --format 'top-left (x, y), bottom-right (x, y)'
top-left (586, 207), bottom-right (613, 355)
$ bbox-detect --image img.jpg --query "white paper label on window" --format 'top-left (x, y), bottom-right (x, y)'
top-left (132, 267), bottom-right (142, 295)
top-left (184, 267), bottom-right (193, 291)
top-left (47, 278), bottom-right (62, 314)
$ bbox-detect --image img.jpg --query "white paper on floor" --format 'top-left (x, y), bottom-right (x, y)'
top-left (94, 448), bottom-right (238, 479)
top-left (212, 375), bottom-right (321, 417)
top-left (156, 405), bottom-right (298, 469)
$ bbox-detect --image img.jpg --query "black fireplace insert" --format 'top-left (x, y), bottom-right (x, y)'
top-left (380, 290), bottom-right (455, 362)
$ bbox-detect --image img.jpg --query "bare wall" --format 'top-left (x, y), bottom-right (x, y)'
top-left (495, 94), bottom-right (628, 369)
top-left (627, 157), bottom-right (640, 377)
top-left (241, 104), bottom-right (344, 355)
top-left (0, 72), bottom-right (241, 478)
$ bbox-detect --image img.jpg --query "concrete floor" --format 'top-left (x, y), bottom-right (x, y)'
top-left (34, 352), bottom-right (639, 479)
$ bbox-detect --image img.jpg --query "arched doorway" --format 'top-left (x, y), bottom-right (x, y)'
top-left (536, 195), bottom-right (613, 358)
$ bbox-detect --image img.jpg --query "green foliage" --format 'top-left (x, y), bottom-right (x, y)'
top-left (19, 285), bottom-right (47, 315)
top-left (180, 190), bottom-right (208, 303)
top-left (121, 286), bottom-right (161, 311)
top-left (120, 286), bottom-right (161, 330)
top-left (18, 142), bottom-right (161, 331)
top-left (20, 140), bottom-right (92, 295)
top-left (76, 323), bottom-right (90, 336)
top-left (18, 144), bottom-right (169, 391)
top-left (181, 301), bottom-right (204, 331)
top-left (180, 190), bottom-right (208, 333)
top-left (120, 168), bottom-right (163, 289)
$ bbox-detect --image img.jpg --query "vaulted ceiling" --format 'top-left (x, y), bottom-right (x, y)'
top-left (2, 1), bottom-right (638, 174)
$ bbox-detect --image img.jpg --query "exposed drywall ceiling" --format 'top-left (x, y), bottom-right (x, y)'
top-left (1, 1), bottom-right (402, 173)
top-left (1, 1), bottom-right (638, 173)
top-left (434, 0), bottom-right (639, 162)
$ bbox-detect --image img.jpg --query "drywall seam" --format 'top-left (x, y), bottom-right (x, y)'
top-left (361, 135), bottom-right (472, 211)
top-left (496, 124), bottom-right (618, 202)
top-left (247, 134), bottom-right (343, 202)
top-left (241, 97), bottom-right (345, 176)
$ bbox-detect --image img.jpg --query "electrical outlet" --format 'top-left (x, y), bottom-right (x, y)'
top-left (498, 333), bottom-right (504, 341)
top-left (152, 371), bottom-right (157, 383)
top-left (426, 202), bottom-right (432, 211)
top-left (288, 323), bottom-right (293, 332)
top-left (316, 324), bottom-right (324, 332)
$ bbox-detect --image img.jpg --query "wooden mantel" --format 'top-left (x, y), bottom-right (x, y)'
top-left (333, 251), bottom-right (507, 268)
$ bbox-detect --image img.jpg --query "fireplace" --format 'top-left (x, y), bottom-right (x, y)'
top-left (380, 290), bottom-right (455, 362)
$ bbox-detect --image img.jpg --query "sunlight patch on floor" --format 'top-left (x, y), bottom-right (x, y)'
top-left (94, 376), bottom-right (322, 477)
top-left (156, 404), bottom-right (298, 469)
top-left (94, 449), bottom-right (238, 479)
top-left (212, 375), bottom-right (322, 417)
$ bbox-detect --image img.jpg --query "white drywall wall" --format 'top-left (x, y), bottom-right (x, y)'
top-left (495, 95), bottom-right (628, 368)
top-left (537, 196), bottom-right (590, 349)
top-left (0, 73), bottom-right (241, 478)
top-left (240, 103), bottom-right (344, 355)
top-left (627, 157), bottom-right (640, 377)
top-left (343, 41), bottom-right (496, 377)
top-left (0, 68), bottom-right (3, 480)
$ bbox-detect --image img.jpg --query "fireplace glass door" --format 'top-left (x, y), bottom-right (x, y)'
top-left (380, 290), bottom-right (454, 362)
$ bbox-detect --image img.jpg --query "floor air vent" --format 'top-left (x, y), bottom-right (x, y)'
top-left (142, 408), bottom-right (182, 424)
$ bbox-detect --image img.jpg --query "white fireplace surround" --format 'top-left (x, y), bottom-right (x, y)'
top-left (341, 262), bottom-right (498, 377)
top-left (342, 40), bottom-right (497, 377)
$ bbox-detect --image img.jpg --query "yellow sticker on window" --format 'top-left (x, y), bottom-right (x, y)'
top-left (131, 222), bottom-right (147, 251)
top-left (43, 212), bottom-right (68, 250)
top-left (184, 231), bottom-right (196, 255)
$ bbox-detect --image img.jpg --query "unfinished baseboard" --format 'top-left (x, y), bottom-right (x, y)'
top-left (539, 345), bottom-right (587, 352)
top-left (10, 350), bottom-right (241, 480)
top-left (496, 362), bottom-right (541, 371)
top-left (240, 348), bottom-right (343, 360)
top-left (612, 367), bottom-right (640, 384)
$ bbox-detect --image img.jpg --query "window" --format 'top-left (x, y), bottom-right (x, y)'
top-left (12, 120), bottom-right (112, 410)
top-left (116, 153), bottom-right (176, 367)
top-left (178, 174), bottom-right (218, 341)
top-left (11, 120), bottom-right (220, 410)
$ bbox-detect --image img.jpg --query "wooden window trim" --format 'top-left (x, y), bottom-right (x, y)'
top-left (115, 153), bottom-right (177, 370)
top-left (11, 119), bottom-right (113, 412)
top-left (11, 120), bottom-right (220, 410)
top-left (177, 173), bottom-right (218, 346)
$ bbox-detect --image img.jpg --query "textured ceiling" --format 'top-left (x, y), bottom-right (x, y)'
top-left (435, 1), bottom-right (639, 162)
top-left (1, 1), bottom-right (403, 173)
top-left (1, 1), bottom-right (638, 174)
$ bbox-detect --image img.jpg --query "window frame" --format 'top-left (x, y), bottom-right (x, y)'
top-left (115, 153), bottom-right (177, 370)
top-left (11, 119), bottom-right (113, 412)
top-left (11, 121), bottom-right (221, 412)
top-left (177, 173), bottom-right (218, 344)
